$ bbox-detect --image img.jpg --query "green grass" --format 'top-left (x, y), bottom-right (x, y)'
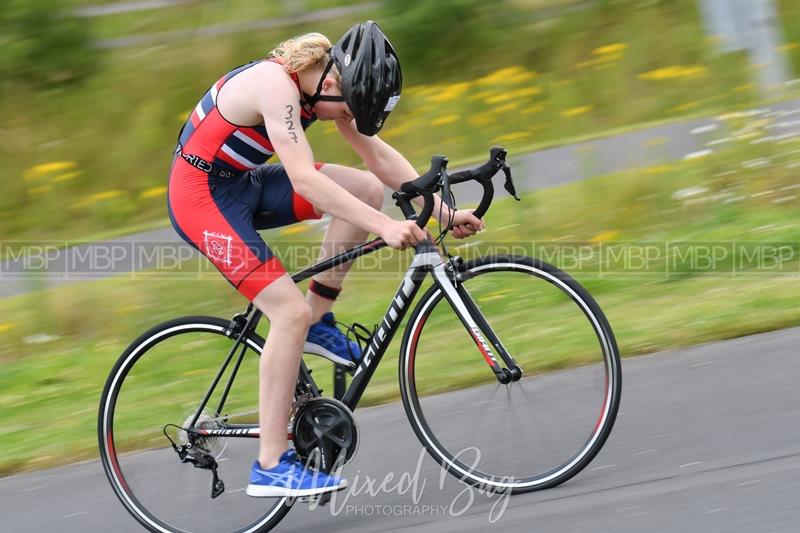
top-left (5, 0), bottom-right (800, 241)
top-left (1, 131), bottom-right (799, 475)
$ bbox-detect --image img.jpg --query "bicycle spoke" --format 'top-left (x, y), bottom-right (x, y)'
top-left (400, 256), bottom-right (620, 493)
top-left (99, 318), bottom-right (290, 533)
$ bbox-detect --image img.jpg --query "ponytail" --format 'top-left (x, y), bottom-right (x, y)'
top-left (270, 32), bottom-right (333, 74)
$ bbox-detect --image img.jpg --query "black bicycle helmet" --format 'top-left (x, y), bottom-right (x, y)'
top-left (304, 21), bottom-right (402, 136)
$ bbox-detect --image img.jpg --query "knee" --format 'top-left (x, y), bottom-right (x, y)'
top-left (269, 300), bottom-right (312, 331)
top-left (361, 171), bottom-right (384, 210)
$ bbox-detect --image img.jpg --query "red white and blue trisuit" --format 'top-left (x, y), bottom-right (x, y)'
top-left (168, 58), bottom-right (324, 300)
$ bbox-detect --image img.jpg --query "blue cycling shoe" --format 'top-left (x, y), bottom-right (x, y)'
top-left (246, 449), bottom-right (348, 498)
top-left (304, 312), bottom-right (362, 367)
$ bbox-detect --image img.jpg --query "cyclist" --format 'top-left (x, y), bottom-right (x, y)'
top-left (168, 20), bottom-right (484, 498)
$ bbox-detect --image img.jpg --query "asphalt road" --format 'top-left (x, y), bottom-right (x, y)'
top-left (2, 327), bottom-right (799, 532)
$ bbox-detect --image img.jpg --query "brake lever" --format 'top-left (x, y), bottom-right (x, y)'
top-left (502, 164), bottom-right (520, 201)
top-left (441, 170), bottom-right (454, 209)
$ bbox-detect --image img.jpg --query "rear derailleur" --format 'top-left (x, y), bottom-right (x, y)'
top-left (165, 426), bottom-right (225, 499)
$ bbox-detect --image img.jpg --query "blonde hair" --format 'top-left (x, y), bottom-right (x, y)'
top-left (270, 32), bottom-right (336, 75)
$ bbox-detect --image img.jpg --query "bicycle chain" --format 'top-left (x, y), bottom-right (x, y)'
top-left (194, 392), bottom-right (316, 426)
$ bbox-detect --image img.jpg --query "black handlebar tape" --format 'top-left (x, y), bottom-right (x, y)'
top-left (396, 195), bottom-right (418, 220)
top-left (400, 155), bottom-right (448, 197)
top-left (449, 168), bottom-right (478, 184)
top-left (472, 181), bottom-right (495, 219)
top-left (416, 191), bottom-right (435, 229)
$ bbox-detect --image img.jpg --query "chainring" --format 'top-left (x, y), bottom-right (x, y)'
top-left (292, 397), bottom-right (359, 470)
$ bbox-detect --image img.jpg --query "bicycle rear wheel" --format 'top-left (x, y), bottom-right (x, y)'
top-left (399, 255), bottom-right (621, 494)
top-left (98, 316), bottom-right (291, 533)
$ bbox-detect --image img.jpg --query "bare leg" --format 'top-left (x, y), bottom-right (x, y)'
top-left (306, 164), bottom-right (384, 322)
top-left (252, 165), bottom-right (383, 468)
top-left (251, 275), bottom-right (312, 469)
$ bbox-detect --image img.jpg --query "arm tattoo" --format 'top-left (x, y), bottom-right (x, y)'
top-left (284, 104), bottom-right (299, 143)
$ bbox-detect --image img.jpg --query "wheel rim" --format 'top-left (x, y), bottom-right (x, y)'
top-left (401, 260), bottom-right (620, 491)
top-left (99, 320), bottom-right (290, 533)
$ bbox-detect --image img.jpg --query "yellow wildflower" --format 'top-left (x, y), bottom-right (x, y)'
top-left (495, 102), bottom-right (520, 114)
top-left (431, 115), bottom-right (459, 126)
top-left (638, 65), bottom-right (708, 81)
top-left (590, 230), bottom-right (619, 242)
top-left (492, 131), bottom-right (531, 144)
top-left (382, 122), bottom-right (412, 139)
top-left (468, 90), bottom-right (496, 101)
top-left (0, 323), bottom-right (16, 332)
top-left (428, 82), bottom-right (471, 103)
top-left (405, 85), bottom-right (437, 98)
top-left (480, 289), bottom-right (512, 302)
top-left (484, 94), bottom-right (510, 105)
top-left (521, 104), bottom-right (544, 115)
top-left (778, 42), bottom-right (799, 53)
top-left (25, 161), bottom-right (77, 181)
top-left (476, 66), bottom-right (536, 86)
top-left (593, 43), bottom-right (627, 56)
top-left (90, 190), bottom-right (125, 202)
top-left (671, 101), bottom-right (702, 113)
top-left (515, 87), bottom-right (541, 98)
top-left (643, 165), bottom-right (676, 175)
top-left (562, 106), bottom-right (593, 118)
top-left (578, 51), bottom-right (623, 69)
top-left (469, 112), bottom-right (495, 127)
top-left (140, 186), bottom-right (167, 199)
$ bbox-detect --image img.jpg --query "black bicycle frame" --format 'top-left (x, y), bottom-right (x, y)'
top-left (191, 236), bottom-right (521, 441)
top-left (191, 148), bottom-right (522, 438)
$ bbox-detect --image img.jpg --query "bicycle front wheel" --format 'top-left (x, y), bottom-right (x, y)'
top-left (399, 255), bottom-right (621, 494)
top-left (98, 316), bottom-right (291, 533)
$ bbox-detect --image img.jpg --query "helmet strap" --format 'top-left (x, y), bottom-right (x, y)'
top-left (301, 56), bottom-right (345, 110)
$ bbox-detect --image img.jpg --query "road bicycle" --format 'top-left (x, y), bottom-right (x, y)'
top-left (98, 147), bottom-right (621, 533)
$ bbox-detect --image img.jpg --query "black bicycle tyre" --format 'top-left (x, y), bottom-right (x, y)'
top-left (398, 255), bottom-right (622, 494)
top-left (97, 315), bottom-right (292, 533)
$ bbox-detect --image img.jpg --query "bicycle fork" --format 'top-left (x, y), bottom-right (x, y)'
top-left (430, 258), bottom-right (523, 384)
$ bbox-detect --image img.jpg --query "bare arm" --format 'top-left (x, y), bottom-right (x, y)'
top-left (257, 69), bottom-right (390, 235)
top-left (335, 118), bottom-right (475, 227)
top-left (254, 66), bottom-right (426, 248)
